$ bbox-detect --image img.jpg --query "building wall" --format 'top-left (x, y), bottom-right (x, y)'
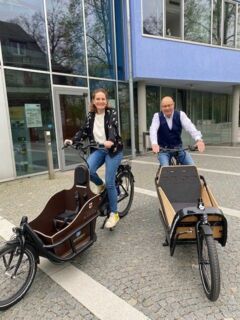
top-left (130, 0), bottom-right (240, 84)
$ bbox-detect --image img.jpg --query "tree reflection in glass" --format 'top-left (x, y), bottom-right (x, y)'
top-left (223, 1), bottom-right (236, 48)
top-left (142, 0), bottom-right (163, 36)
top-left (212, 0), bottom-right (222, 45)
top-left (184, 0), bottom-right (211, 44)
top-left (0, 0), bottom-right (49, 70)
top-left (85, 0), bottom-right (115, 79)
top-left (46, 0), bottom-right (86, 75)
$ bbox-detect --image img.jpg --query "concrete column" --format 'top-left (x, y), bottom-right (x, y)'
top-left (231, 85), bottom-right (240, 146)
top-left (137, 81), bottom-right (147, 152)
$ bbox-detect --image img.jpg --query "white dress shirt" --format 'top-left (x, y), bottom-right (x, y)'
top-left (149, 111), bottom-right (202, 145)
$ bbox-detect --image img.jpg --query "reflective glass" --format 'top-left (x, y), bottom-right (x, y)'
top-left (184, 0), bottom-right (211, 44)
top-left (202, 92), bottom-right (212, 120)
top-left (190, 91), bottom-right (202, 125)
top-left (211, 93), bottom-right (231, 143)
top-left (161, 87), bottom-right (176, 102)
top-left (237, 6), bottom-right (240, 48)
top-left (46, 0), bottom-right (86, 75)
top-left (165, 0), bottom-right (182, 38)
top-left (0, 0), bottom-right (49, 70)
top-left (118, 83), bottom-right (131, 155)
top-left (212, 0), bottom-right (222, 45)
top-left (115, 0), bottom-right (125, 80)
top-left (85, 0), bottom-right (115, 78)
top-left (59, 94), bottom-right (87, 166)
top-left (89, 79), bottom-right (116, 103)
top-left (5, 70), bottom-right (58, 176)
top-left (223, 1), bottom-right (236, 47)
top-left (53, 75), bottom-right (87, 87)
top-left (142, 0), bottom-right (163, 36)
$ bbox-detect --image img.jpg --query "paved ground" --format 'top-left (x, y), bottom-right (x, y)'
top-left (0, 146), bottom-right (240, 320)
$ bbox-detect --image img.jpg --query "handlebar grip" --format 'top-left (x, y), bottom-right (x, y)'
top-left (188, 145), bottom-right (198, 152)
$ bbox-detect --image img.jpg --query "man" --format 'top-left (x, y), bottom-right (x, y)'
top-left (149, 96), bottom-right (205, 165)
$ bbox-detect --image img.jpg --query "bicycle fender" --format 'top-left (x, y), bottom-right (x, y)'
top-left (199, 224), bottom-right (213, 236)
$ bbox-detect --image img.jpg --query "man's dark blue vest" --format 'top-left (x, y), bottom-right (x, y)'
top-left (157, 111), bottom-right (182, 148)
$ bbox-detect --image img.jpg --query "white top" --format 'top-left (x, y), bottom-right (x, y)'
top-left (93, 112), bottom-right (106, 144)
top-left (149, 111), bottom-right (202, 145)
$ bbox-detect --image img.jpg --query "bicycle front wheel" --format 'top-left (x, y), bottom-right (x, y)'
top-left (199, 231), bottom-right (220, 301)
top-left (0, 243), bottom-right (37, 310)
top-left (116, 171), bottom-right (134, 218)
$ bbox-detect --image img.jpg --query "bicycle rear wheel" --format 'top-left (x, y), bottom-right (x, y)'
top-left (198, 231), bottom-right (220, 301)
top-left (0, 243), bottom-right (37, 310)
top-left (116, 171), bottom-right (134, 218)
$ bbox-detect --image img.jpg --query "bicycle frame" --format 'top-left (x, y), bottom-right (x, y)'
top-left (155, 147), bottom-right (228, 301)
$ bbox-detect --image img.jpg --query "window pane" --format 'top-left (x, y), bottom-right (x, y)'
top-left (212, 93), bottom-right (231, 143)
top-left (142, 0), bottom-right (163, 36)
top-left (0, 0), bottom-right (49, 70)
top-left (223, 1), bottom-right (236, 47)
top-left (212, 0), bottom-right (222, 45)
top-left (202, 92), bottom-right (212, 120)
top-left (85, 0), bottom-right (115, 79)
top-left (176, 89), bottom-right (187, 112)
top-left (184, 0), bottom-right (211, 44)
top-left (237, 5), bottom-right (240, 48)
top-left (53, 75), bottom-right (87, 87)
top-left (115, 0), bottom-right (125, 80)
top-left (89, 79), bottom-right (116, 105)
top-left (46, 0), bottom-right (86, 75)
top-left (190, 91), bottom-right (202, 125)
top-left (146, 86), bottom-right (160, 128)
top-left (5, 70), bottom-right (58, 176)
top-left (166, 0), bottom-right (182, 38)
top-left (161, 87), bottom-right (176, 102)
top-left (118, 83), bottom-right (131, 155)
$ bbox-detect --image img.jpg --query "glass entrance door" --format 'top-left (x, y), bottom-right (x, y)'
top-left (54, 87), bottom-right (88, 169)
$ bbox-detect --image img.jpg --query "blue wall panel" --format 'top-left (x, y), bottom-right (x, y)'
top-left (130, 0), bottom-right (240, 83)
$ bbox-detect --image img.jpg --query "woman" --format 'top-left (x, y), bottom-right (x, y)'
top-left (64, 88), bottom-right (123, 228)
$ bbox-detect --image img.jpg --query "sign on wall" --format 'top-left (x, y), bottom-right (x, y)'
top-left (24, 104), bottom-right (43, 128)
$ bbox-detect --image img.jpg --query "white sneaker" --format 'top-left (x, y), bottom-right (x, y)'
top-left (97, 183), bottom-right (105, 194)
top-left (105, 213), bottom-right (120, 228)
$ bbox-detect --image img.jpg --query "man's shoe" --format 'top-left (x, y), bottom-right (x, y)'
top-left (97, 183), bottom-right (105, 194)
top-left (105, 213), bottom-right (119, 228)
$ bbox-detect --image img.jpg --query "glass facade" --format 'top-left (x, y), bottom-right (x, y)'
top-left (142, 0), bottom-right (240, 49)
top-left (0, 0), bottom-right (49, 70)
top-left (85, 0), bottom-right (115, 79)
top-left (46, 0), bottom-right (86, 75)
top-left (146, 86), bottom-right (232, 145)
top-left (0, 0), bottom-right (128, 180)
top-left (118, 83), bottom-right (131, 154)
top-left (5, 69), bottom-right (58, 176)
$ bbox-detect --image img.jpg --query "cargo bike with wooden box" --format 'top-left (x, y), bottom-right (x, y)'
top-left (155, 147), bottom-right (227, 301)
top-left (0, 143), bottom-right (134, 310)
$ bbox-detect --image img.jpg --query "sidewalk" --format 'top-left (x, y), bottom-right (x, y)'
top-left (1, 146), bottom-right (240, 320)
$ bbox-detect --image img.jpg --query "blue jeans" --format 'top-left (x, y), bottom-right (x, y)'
top-left (158, 149), bottom-right (194, 166)
top-left (87, 149), bottom-right (123, 212)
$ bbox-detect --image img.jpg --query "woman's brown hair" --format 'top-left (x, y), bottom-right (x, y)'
top-left (89, 88), bottom-right (109, 112)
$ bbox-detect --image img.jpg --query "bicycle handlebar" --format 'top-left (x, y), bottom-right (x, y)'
top-left (62, 141), bottom-right (105, 151)
top-left (158, 145), bottom-right (197, 153)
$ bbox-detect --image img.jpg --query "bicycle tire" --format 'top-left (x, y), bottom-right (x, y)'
top-left (0, 243), bottom-right (37, 310)
top-left (116, 171), bottom-right (134, 218)
top-left (199, 231), bottom-right (220, 301)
